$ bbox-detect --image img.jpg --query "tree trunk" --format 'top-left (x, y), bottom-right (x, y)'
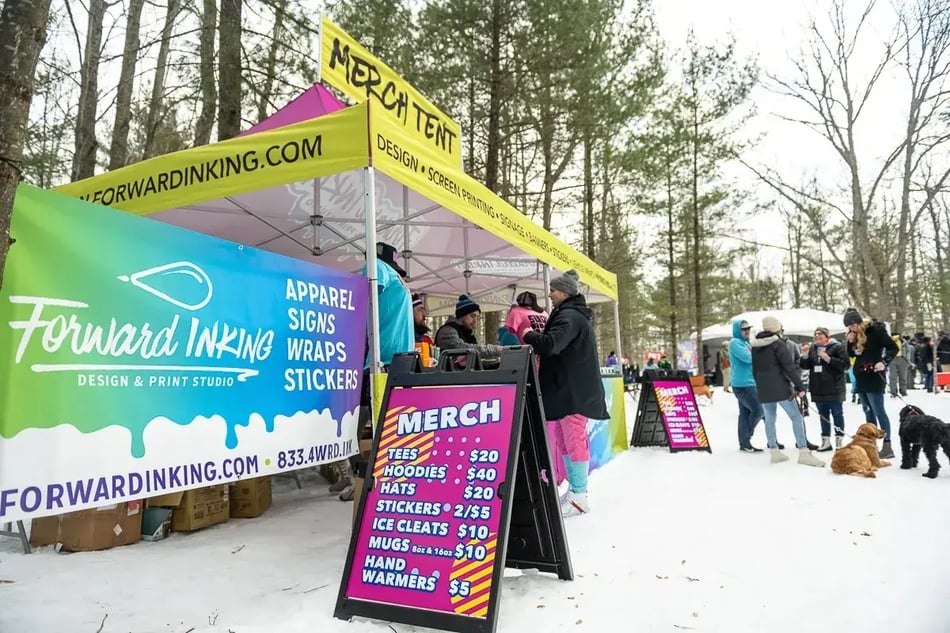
top-left (0, 0), bottom-right (51, 290)
top-left (582, 135), bottom-right (594, 257)
top-left (71, 0), bottom-right (107, 181)
top-left (691, 106), bottom-right (703, 375)
top-left (931, 200), bottom-right (949, 328)
top-left (481, 0), bottom-right (504, 344)
top-left (217, 0), bottom-right (242, 141)
top-left (255, 0), bottom-right (286, 123)
top-left (665, 152), bottom-right (678, 361)
top-left (108, 0), bottom-right (146, 170)
top-left (194, 0), bottom-right (218, 146)
top-left (144, 0), bottom-right (181, 158)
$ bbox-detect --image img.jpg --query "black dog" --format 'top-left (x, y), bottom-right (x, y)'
top-left (898, 405), bottom-right (950, 478)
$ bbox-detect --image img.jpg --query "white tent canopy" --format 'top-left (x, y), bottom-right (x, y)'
top-left (698, 309), bottom-right (848, 345)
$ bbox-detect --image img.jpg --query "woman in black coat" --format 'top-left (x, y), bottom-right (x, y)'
top-left (800, 327), bottom-right (849, 451)
top-left (842, 308), bottom-right (898, 458)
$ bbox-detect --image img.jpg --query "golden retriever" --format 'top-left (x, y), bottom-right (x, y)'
top-left (830, 423), bottom-right (890, 478)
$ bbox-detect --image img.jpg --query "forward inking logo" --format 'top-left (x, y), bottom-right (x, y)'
top-left (6, 261), bottom-right (274, 384)
top-left (117, 261), bottom-right (214, 311)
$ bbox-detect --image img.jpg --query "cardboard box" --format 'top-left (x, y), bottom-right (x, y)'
top-left (147, 485), bottom-right (229, 532)
top-left (29, 501), bottom-right (142, 552)
top-left (229, 476), bottom-right (272, 518)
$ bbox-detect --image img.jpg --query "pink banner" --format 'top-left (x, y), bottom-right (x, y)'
top-left (345, 383), bottom-right (518, 619)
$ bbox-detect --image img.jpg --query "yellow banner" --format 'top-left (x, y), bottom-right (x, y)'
top-left (320, 16), bottom-right (463, 170)
top-left (55, 104), bottom-right (370, 215)
top-left (368, 106), bottom-right (618, 300)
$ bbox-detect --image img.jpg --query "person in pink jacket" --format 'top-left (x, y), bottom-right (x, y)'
top-left (505, 291), bottom-right (549, 344)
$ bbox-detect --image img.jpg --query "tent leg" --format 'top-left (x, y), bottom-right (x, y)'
top-left (542, 264), bottom-right (551, 311)
top-left (612, 300), bottom-right (623, 364)
top-left (363, 167), bottom-right (382, 423)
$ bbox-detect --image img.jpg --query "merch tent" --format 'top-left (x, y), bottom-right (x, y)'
top-left (54, 100), bottom-right (620, 383)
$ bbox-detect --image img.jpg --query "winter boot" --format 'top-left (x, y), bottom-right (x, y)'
top-left (879, 440), bottom-right (895, 460)
top-left (923, 465), bottom-right (940, 479)
top-left (798, 448), bottom-right (826, 467)
top-left (806, 439), bottom-right (819, 451)
top-left (835, 435), bottom-right (844, 449)
top-left (770, 448), bottom-right (789, 464)
top-left (560, 491), bottom-right (590, 517)
top-left (817, 436), bottom-right (833, 452)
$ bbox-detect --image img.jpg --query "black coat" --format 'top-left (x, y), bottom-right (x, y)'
top-left (750, 332), bottom-right (804, 403)
top-left (847, 320), bottom-right (898, 393)
top-left (800, 338), bottom-right (849, 402)
top-left (524, 294), bottom-right (608, 420)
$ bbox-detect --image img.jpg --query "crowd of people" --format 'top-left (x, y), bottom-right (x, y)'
top-left (724, 307), bottom-right (949, 465)
top-left (330, 242), bottom-right (606, 518)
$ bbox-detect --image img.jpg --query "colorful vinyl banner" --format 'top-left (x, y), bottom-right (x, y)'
top-left (345, 383), bottom-right (518, 619)
top-left (319, 16), bottom-right (462, 170)
top-left (0, 185), bottom-right (368, 520)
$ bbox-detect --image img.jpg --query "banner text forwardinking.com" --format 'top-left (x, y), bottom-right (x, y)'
top-left (77, 135), bottom-right (323, 208)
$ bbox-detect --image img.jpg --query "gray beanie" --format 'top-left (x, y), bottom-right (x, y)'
top-left (550, 269), bottom-right (580, 296)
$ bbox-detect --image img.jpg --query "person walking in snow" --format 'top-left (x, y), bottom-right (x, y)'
top-left (800, 327), bottom-right (849, 452)
top-left (719, 341), bottom-right (732, 392)
top-left (729, 319), bottom-right (765, 452)
top-left (887, 333), bottom-right (910, 397)
top-left (750, 315), bottom-right (825, 467)
top-left (522, 270), bottom-right (607, 517)
top-left (843, 308), bottom-right (898, 459)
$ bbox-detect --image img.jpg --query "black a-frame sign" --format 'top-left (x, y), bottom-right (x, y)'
top-left (631, 369), bottom-right (712, 453)
top-left (335, 347), bottom-right (572, 633)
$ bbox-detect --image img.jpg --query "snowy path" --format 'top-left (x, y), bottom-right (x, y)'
top-left (2, 391), bottom-right (949, 633)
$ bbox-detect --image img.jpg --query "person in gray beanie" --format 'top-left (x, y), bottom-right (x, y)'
top-left (522, 269), bottom-right (607, 517)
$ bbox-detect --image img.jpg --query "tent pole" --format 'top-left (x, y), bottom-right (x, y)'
top-left (542, 264), bottom-right (551, 312)
top-left (363, 167), bottom-right (382, 410)
top-left (462, 224), bottom-right (471, 296)
top-left (613, 300), bottom-right (623, 366)
top-left (402, 184), bottom-right (411, 279)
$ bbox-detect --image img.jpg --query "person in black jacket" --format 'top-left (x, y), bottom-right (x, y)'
top-left (843, 307), bottom-right (899, 458)
top-left (750, 315), bottom-right (825, 467)
top-left (801, 327), bottom-right (849, 452)
top-left (522, 269), bottom-right (607, 517)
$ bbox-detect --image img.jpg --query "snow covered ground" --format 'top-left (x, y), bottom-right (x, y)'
top-left (2, 390), bottom-right (949, 633)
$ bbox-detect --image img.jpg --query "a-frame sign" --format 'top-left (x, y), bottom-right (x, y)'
top-left (335, 347), bottom-right (572, 633)
top-left (630, 369), bottom-right (711, 453)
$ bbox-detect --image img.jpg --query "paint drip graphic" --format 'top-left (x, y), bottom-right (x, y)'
top-left (117, 261), bottom-right (214, 311)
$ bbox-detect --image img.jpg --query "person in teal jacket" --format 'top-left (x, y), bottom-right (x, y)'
top-left (729, 319), bottom-right (765, 452)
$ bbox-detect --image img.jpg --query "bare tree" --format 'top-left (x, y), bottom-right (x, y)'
top-left (109, 0), bottom-right (146, 169)
top-left (763, 0), bottom-right (950, 326)
top-left (143, 0), bottom-right (181, 159)
top-left (194, 0), bottom-right (217, 146)
top-left (217, 0), bottom-right (241, 140)
top-left (70, 0), bottom-right (109, 181)
top-left (0, 0), bottom-right (52, 289)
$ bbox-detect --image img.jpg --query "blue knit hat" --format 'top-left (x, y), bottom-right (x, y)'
top-left (455, 294), bottom-right (480, 319)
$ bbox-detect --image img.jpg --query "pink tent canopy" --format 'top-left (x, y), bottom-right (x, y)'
top-left (241, 84), bottom-right (345, 137)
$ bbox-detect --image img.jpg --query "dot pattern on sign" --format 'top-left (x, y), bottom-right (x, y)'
top-left (457, 465), bottom-right (462, 470)
top-left (462, 437), bottom-right (467, 443)
top-left (448, 437), bottom-right (454, 443)
top-left (475, 437), bottom-right (481, 444)
top-left (458, 451), bottom-right (465, 457)
top-left (454, 478), bottom-right (460, 485)
top-left (443, 503), bottom-right (451, 512)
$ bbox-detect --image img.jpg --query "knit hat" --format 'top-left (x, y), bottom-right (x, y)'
top-left (762, 315), bottom-right (782, 333)
top-left (411, 293), bottom-right (424, 310)
top-left (550, 269), bottom-right (580, 296)
top-left (516, 291), bottom-right (543, 312)
top-left (455, 294), bottom-right (480, 319)
top-left (843, 307), bottom-right (863, 327)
